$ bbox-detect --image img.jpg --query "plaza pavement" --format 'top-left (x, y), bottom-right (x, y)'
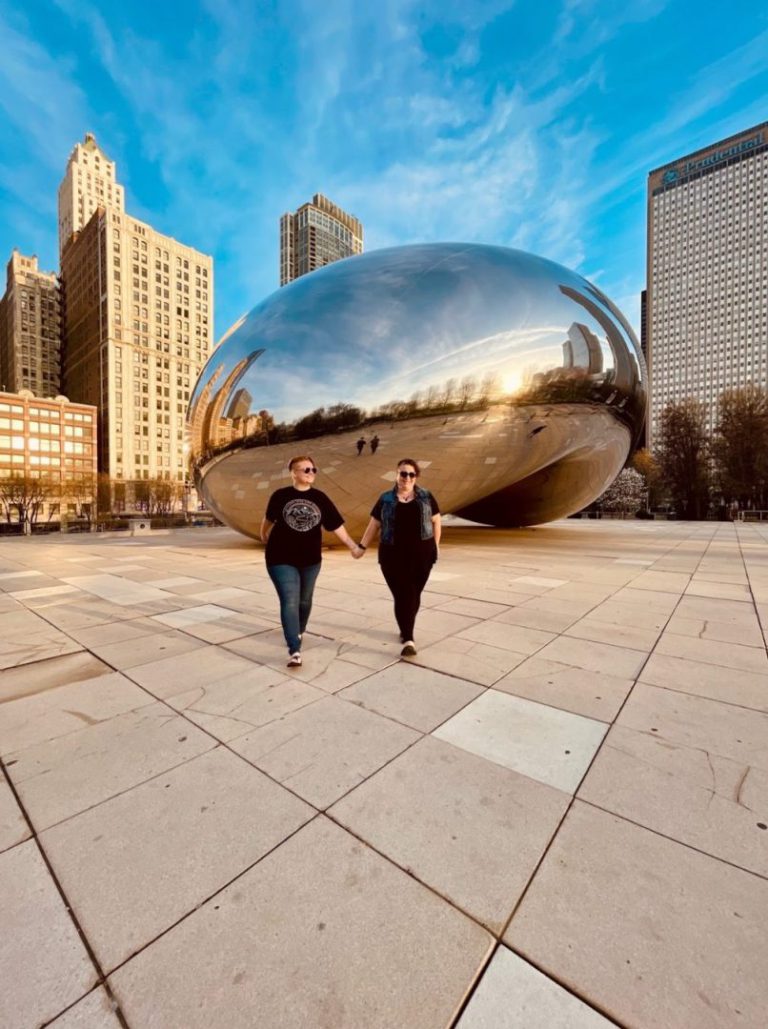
top-left (1, 518), bottom-right (767, 1029)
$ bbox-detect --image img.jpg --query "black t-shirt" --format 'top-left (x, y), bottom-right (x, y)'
top-left (371, 492), bottom-right (440, 563)
top-left (265, 487), bottom-right (343, 568)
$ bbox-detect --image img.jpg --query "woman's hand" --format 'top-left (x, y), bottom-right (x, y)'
top-left (351, 544), bottom-right (365, 559)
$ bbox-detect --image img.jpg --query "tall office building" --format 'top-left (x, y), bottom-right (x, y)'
top-left (647, 122), bottom-right (768, 444)
top-left (58, 133), bottom-right (125, 257)
top-left (61, 206), bottom-right (213, 487)
top-left (0, 251), bottom-right (61, 396)
top-left (280, 193), bottom-right (363, 285)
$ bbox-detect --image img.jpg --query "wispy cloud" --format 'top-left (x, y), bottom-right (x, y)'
top-left (0, 0), bottom-right (765, 340)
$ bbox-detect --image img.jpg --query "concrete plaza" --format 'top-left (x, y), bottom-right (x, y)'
top-left (1, 518), bottom-right (767, 1028)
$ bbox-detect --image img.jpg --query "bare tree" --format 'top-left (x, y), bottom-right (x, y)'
top-left (147, 477), bottom-right (181, 515)
top-left (458, 376), bottom-right (476, 409)
top-left (654, 398), bottom-right (710, 519)
top-left (0, 472), bottom-right (58, 535)
top-left (63, 472), bottom-right (97, 526)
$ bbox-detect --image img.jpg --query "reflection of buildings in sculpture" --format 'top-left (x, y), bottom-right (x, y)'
top-left (559, 284), bottom-right (640, 396)
top-left (226, 388), bottom-right (252, 420)
top-left (188, 351), bottom-right (265, 458)
top-left (187, 363), bottom-right (224, 460)
top-left (280, 194), bottom-right (363, 286)
top-left (562, 323), bottom-right (603, 375)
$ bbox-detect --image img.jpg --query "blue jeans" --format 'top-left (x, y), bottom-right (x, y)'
top-left (267, 563), bottom-right (321, 653)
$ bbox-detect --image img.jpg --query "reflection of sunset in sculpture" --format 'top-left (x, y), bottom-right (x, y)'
top-left (501, 369), bottom-right (525, 395)
top-left (187, 243), bottom-right (646, 540)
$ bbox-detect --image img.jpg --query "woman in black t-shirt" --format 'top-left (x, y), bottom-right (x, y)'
top-left (358, 458), bottom-right (441, 658)
top-left (261, 455), bottom-right (363, 667)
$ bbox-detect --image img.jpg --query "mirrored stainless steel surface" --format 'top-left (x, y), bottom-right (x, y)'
top-left (187, 243), bottom-right (646, 540)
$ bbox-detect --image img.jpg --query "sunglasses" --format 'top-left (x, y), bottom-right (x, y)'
top-left (398, 471), bottom-right (417, 479)
top-left (299, 466), bottom-right (318, 474)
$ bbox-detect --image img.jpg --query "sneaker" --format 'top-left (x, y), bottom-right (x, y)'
top-left (400, 641), bottom-right (417, 657)
top-left (287, 652), bottom-right (302, 668)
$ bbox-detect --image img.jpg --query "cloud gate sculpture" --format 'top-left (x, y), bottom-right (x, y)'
top-left (187, 243), bottom-right (646, 541)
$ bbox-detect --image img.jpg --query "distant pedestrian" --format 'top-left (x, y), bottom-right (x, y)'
top-left (356, 436), bottom-right (366, 455)
top-left (370, 434), bottom-right (380, 454)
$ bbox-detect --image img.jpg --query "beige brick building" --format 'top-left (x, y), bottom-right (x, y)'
top-left (0, 389), bottom-right (97, 523)
top-left (61, 206), bottom-right (213, 490)
top-left (0, 251), bottom-right (61, 396)
top-left (58, 133), bottom-right (125, 259)
top-left (280, 193), bottom-right (363, 285)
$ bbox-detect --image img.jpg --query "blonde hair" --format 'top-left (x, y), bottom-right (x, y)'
top-left (288, 455), bottom-right (315, 471)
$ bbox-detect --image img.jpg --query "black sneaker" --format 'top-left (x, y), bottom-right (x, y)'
top-left (400, 641), bottom-right (417, 657)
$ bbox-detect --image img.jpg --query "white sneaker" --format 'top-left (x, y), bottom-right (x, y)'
top-left (287, 652), bottom-right (302, 668)
top-left (400, 641), bottom-right (417, 657)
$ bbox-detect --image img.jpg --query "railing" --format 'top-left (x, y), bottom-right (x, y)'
top-left (737, 510), bottom-right (768, 522)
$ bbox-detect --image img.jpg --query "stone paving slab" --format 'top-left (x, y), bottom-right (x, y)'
top-left (331, 735), bottom-right (569, 931)
top-left (0, 775), bottom-right (29, 852)
top-left (0, 520), bottom-right (767, 1027)
top-left (457, 945), bottom-right (614, 1028)
top-left (40, 747), bottom-right (314, 971)
top-left (0, 840), bottom-right (97, 1028)
top-left (7, 701), bottom-right (215, 831)
top-left (109, 817), bottom-right (493, 1029)
top-left (49, 987), bottom-right (123, 1028)
top-left (507, 802), bottom-right (768, 1029)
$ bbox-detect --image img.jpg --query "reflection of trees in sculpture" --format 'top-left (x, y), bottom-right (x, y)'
top-left (191, 307), bottom-right (638, 473)
top-left (515, 366), bottom-right (598, 405)
top-left (293, 403), bottom-right (364, 440)
top-left (193, 373), bottom-right (506, 470)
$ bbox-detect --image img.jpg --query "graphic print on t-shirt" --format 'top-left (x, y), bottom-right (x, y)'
top-left (283, 497), bottom-right (322, 532)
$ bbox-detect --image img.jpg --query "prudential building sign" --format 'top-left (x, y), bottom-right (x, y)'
top-left (662, 132), bottom-right (764, 186)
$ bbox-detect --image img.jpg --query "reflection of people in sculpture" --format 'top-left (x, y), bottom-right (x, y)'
top-left (260, 456), bottom-right (364, 668)
top-left (370, 434), bottom-right (380, 454)
top-left (356, 436), bottom-right (366, 455)
top-left (358, 458), bottom-right (441, 658)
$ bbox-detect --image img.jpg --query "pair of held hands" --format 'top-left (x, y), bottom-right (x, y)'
top-left (350, 543), bottom-right (366, 560)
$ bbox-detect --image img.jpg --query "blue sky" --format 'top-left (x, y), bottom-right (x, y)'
top-left (1, 0), bottom-right (766, 340)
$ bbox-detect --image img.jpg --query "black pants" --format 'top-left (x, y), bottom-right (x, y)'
top-left (380, 555), bottom-right (434, 641)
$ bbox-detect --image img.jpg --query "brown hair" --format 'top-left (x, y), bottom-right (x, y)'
top-left (397, 458), bottom-right (420, 476)
top-left (288, 455), bottom-right (315, 471)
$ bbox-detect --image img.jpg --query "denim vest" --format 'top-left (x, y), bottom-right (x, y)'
top-left (379, 485), bottom-right (434, 545)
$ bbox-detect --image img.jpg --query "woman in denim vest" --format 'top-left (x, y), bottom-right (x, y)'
top-left (358, 458), bottom-right (441, 657)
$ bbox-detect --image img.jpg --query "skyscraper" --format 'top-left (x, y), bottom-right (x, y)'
top-left (60, 205), bottom-right (213, 489)
top-left (280, 193), bottom-right (363, 285)
top-left (0, 251), bottom-right (61, 396)
top-left (646, 122), bottom-right (768, 444)
top-left (58, 133), bottom-right (125, 257)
